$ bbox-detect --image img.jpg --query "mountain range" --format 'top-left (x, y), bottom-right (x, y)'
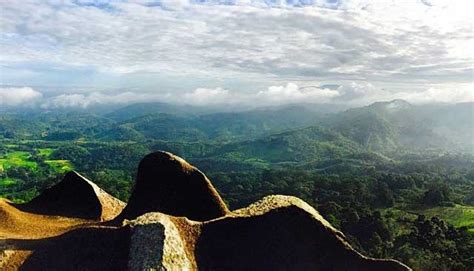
top-left (1, 100), bottom-right (472, 156)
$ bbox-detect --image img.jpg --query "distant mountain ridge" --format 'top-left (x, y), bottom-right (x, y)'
top-left (1, 100), bottom-right (472, 154)
top-left (323, 100), bottom-right (473, 153)
top-left (105, 102), bottom-right (203, 121)
top-left (105, 102), bottom-right (349, 122)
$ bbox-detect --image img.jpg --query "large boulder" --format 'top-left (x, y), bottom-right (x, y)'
top-left (113, 151), bottom-right (229, 222)
top-left (17, 171), bottom-right (125, 221)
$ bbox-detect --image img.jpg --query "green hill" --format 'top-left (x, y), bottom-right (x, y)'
top-left (212, 126), bottom-right (361, 163)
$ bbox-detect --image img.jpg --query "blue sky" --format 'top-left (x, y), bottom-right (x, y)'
top-left (0, 0), bottom-right (473, 108)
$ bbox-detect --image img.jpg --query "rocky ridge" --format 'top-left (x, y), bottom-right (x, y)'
top-left (0, 151), bottom-right (411, 271)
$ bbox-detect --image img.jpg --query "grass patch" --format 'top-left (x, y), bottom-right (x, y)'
top-left (37, 148), bottom-right (53, 157)
top-left (386, 205), bottom-right (474, 235)
top-left (0, 177), bottom-right (16, 186)
top-left (0, 151), bottom-right (37, 170)
top-left (417, 205), bottom-right (474, 233)
top-left (45, 160), bottom-right (73, 173)
top-left (0, 148), bottom-right (72, 175)
top-left (4, 144), bottom-right (18, 148)
top-left (380, 208), bottom-right (417, 237)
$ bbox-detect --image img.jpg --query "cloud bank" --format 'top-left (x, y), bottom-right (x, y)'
top-left (0, 87), bottom-right (43, 106)
top-left (3, 82), bottom-right (470, 109)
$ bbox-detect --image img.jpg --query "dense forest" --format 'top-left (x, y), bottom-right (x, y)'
top-left (1, 100), bottom-right (473, 270)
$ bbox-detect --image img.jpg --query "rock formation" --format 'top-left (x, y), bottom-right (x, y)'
top-left (0, 151), bottom-right (412, 271)
top-left (17, 171), bottom-right (125, 221)
top-left (0, 172), bottom-right (126, 270)
top-left (113, 151), bottom-right (229, 222)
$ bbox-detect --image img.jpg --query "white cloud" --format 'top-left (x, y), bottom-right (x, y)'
top-left (40, 84), bottom-right (336, 108)
top-left (0, 0), bottom-right (472, 90)
top-left (256, 83), bottom-right (340, 104)
top-left (334, 82), bottom-right (474, 105)
top-left (6, 82), bottom-right (472, 109)
top-left (41, 91), bottom-right (172, 108)
top-left (1, 0), bottom-right (472, 107)
top-left (36, 83), bottom-right (355, 108)
top-left (0, 87), bottom-right (43, 106)
top-left (42, 94), bottom-right (94, 108)
top-left (178, 83), bottom-right (340, 106)
top-left (395, 85), bottom-right (474, 104)
top-left (182, 87), bottom-right (233, 105)
top-left (334, 82), bottom-right (395, 104)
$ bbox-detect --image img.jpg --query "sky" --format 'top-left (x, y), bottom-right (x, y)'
top-left (0, 0), bottom-right (473, 108)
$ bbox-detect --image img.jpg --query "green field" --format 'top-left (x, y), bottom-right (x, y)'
top-left (45, 159), bottom-right (73, 172)
top-left (37, 148), bottom-right (53, 157)
top-left (1, 147), bottom-right (73, 182)
top-left (384, 204), bottom-right (474, 236)
top-left (418, 205), bottom-right (474, 233)
top-left (0, 151), bottom-right (37, 170)
top-left (0, 146), bottom-right (74, 203)
top-left (0, 177), bottom-right (16, 186)
top-left (39, 148), bottom-right (73, 172)
top-left (4, 144), bottom-right (18, 148)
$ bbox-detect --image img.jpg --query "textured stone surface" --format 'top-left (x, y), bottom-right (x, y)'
top-left (127, 213), bottom-right (194, 271)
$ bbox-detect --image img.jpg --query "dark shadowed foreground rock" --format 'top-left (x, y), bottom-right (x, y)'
top-left (196, 195), bottom-right (410, 271)
top-left (16, 227), bottom-right (131, 271)
top-left (16, 171), bottom-right (124, 221)
top-left (113, 151), bottom-right (229, 222)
